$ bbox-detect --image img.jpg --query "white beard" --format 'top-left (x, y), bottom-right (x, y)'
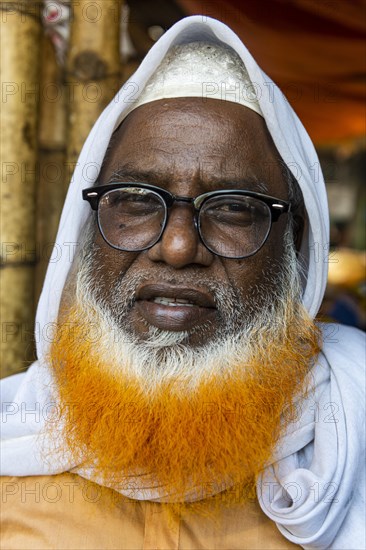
top-left (72, 226), bottom-right (303, 394)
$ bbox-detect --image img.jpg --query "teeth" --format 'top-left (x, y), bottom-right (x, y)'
top-left (152, 296), bottom-right (195, 307)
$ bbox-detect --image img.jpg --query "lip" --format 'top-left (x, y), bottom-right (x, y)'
top-left (135, 283), bottom-right (217, 331)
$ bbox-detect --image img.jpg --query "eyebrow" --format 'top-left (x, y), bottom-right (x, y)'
top-left (106, 167), bottom-right (167, 185)
top-left (103, 167), bottom-right (269, 194)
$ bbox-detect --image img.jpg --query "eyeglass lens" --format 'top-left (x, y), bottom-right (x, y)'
top-left (98, 187), bottom-right (272, 258)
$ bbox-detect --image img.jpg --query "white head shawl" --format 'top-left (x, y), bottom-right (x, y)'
top-left (35, 16), bottom-right (328, 352)
top-left (1, 16), bottom-right (365, 550)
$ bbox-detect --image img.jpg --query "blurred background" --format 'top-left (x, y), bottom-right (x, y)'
top-left (1, 0), bottom-right (365, 377)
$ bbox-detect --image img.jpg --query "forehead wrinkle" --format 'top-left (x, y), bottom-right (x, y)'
top-left (100, 139), bottom-right (275, 195)
top-left (103, 174), bottom-right (269, 197)
top-left (100, 100), bottom-right (284, 195)
top-left (102, 162), bottom-right (177, 189)
top-left (101, 159), bottom-right (270, 195)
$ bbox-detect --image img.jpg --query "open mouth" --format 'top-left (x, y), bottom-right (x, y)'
top-left (134, 284), bottom-right (217, 331)
top-left (151, 297), bottom-right (195, 307)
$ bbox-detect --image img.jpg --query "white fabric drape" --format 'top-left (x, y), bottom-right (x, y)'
top-left (1, 16), bottom-right (364, 549)
top-left (258, 324), bottom-right (365, 549)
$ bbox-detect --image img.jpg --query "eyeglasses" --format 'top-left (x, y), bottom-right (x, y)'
top-left (82, 182), bottom-right (291, 259)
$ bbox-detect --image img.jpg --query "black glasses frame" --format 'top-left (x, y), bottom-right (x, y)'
top-left (82, 182), bottom-right (291, 258)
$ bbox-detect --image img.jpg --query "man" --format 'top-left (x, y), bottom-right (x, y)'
top-left (1, 16), bottom-right (365, 550)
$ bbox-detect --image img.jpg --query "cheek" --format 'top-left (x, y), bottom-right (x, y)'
top-left (92, 233), bottom-right (138, 292)
top-left (225, 256), bottom-right (268, 299)
top-left (226, 223), bottom-right (288, 300)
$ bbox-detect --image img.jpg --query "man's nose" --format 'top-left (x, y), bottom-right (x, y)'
top-left (147, 204), bottom-right (214, 268)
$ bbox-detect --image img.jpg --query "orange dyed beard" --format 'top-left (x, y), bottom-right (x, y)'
top-left (49, 301), bottom-right (320, 504)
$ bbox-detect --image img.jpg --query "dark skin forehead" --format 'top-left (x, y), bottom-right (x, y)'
top-left (98, 97), bottom-right (288, 199)
top-left (87, 98), bottom-right (292, 343)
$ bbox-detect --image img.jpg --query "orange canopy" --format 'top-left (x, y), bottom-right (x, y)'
top-left (177, 0), bottom-right (366, 144)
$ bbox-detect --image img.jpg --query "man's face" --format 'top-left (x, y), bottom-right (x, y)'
top-left (89, 97), bottom-right (290, 345)
top-left (52, 98), bottom-right (320, 498)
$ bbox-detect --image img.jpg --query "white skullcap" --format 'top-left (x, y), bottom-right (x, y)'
top-left (118, 41), bottom-right (263, 125)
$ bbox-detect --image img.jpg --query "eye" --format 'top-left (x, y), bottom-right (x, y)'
top-left (205, 198), bottom-right (255, 225)
top-left (100, 189), bottom-right (165, 220)
top-left (123, 193), bottom-right (156, 206)
top-left (219, 202), bottom-right (250, 213)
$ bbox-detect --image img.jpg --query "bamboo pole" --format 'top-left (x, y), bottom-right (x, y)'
top-left (35, 34), bottom-right (67, 302)
top-left (66, 0), bottom-right (123, 167)
top-left (0, 1), bottom-right (42, 377)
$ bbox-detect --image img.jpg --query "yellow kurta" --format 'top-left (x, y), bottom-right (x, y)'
top-left (0, 473), bottom-right (298, 549)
